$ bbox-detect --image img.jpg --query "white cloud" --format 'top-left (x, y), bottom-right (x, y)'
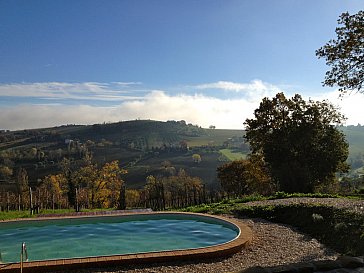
top-left (0, 82), bottom-right (143, 101)
top-left (195, 80), bottom-right (283, 102)
top-left (0, 91), bottom-right (258, 130)
top-left (312, 90), bottom-right (364, 126)
top-left (2, 81), bottom-right (364, 131)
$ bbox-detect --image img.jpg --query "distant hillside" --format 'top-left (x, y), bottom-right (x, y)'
top-left (339, 126), bottom-right (364, 156)
top-left (339, 125), bottom-right (364, 171)
top-left (0, 120), bottom-right (246, 188)
top-left (1, 120), bottom-right (363, 190)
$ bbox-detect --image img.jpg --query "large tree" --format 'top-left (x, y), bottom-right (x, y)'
top-left (316, 11), bottom-right (364, 95)
top-left (244, 93), bottom-right (349, 193)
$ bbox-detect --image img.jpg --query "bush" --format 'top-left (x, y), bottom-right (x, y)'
top-left (232, 204), bottom-right (364, 256)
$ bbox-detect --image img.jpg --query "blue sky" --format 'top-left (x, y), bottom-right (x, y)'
top-left (0, 0), bottom-right (363, 130)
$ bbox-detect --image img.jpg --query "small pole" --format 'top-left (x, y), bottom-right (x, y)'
top-left (20, 242), bottom-right (28, 273)
top-left (20, 244), bottom-right (23, 273)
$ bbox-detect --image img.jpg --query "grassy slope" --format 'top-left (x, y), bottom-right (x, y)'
top-left (185, 129), bottom-right (243, 147)
top-left (219, 148), bottom-right (246, 161)
top-left (340, 126), bottom-right (364, 157)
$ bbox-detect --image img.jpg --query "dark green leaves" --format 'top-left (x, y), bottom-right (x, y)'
top-left (244, 93), bottom-right (349, 193)
top-left (316, 11), bottom-right (364, 95)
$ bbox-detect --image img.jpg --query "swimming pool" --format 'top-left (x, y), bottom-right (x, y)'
top-left (0, 212), bottom-right (252, 273)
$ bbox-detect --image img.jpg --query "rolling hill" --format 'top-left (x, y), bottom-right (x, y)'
top-left (0, 120), bottom-right (363, 189)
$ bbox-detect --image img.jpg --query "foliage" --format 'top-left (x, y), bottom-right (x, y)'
top-left (0, 208), bottom-right (97, 221)
top-left (316, 11), bottom-right (364, 95)
top-left (3, 119), bottom-right (364, 190)
top-left (269, 191), bottom-right (343, 199)
top-left (244, 92), bottom-right (349, 193)
top-left (217, 155), bottom-right (274, 197)
top-left (38, 173), bottom-right (68, 209)
top-left (144, 169), bottom-right (206, 210)
top-left (232, 204), bottom-right (364, 256)
top-left (16, 167), bottom-right (29, 208)
top-left (0, 210), bottom-right (35, 221)
top-left (192, 153), bottom-right (202, 163)
top-left (37, 160), bottom-right (127, 210)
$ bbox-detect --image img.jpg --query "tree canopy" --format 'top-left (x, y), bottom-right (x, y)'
top-left (316, 11), bottom-right (364, 95)
top-left (217, 155), bottom-right (274, 197)
top-left (244, 93), bottom-right (349, 193)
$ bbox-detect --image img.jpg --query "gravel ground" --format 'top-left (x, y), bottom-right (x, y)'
top-left (53, 197), bottom-right (363, 273)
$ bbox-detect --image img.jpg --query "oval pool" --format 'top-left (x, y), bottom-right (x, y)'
top-left (0, 212), bottom-right (252, 273)
top-left (0, 213), bottom-right (238, 263)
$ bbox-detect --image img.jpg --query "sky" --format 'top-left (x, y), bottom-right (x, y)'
top-left (0, 0), bottom-right (363, 130)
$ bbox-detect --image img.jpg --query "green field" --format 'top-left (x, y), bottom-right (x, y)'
top-left (185, 129), bottom-right (243, 147)
top-left (219, 149), bottom-right (246, 161)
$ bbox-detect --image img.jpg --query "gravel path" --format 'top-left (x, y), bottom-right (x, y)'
top-left (54, 197), bottom-right (363, 273)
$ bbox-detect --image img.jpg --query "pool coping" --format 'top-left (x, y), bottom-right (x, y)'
top-left (0, 211), bottom-right (253, 273)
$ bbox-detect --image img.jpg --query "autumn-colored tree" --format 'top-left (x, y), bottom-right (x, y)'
top-left (40, 174), bottom-right (68, 209)
top-left (125, 189), bottom-right (141, 208)
top-left (192, 154), bottom-right (202, 164)
top-left (98, 161), bottom-right (127, 209)
top-left (73, 164), bottom-right (98, 208)
top-left (217, 155), bottom-right (274, 197)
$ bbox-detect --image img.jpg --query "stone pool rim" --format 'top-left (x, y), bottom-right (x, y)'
top-left (0, 211), bottom-right (253, 273)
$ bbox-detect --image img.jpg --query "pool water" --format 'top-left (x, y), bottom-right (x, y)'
top-left (0, 214), bottom-right (238, 263)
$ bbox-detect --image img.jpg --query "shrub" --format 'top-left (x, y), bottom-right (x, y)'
top-left (232, 204), bottom-right (364, 256)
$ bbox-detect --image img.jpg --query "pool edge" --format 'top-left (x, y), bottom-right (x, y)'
top-left (0, 212), bottom-right (253, 273)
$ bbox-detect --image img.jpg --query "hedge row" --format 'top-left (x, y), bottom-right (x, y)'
top-left (232, 204), bottom-right (364, 256)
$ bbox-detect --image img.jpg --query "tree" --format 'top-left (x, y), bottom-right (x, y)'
top-left (98, 160), bottom-right (127, 209)
top-left (40, 174), bottom-right (68, 209)
top-left (60, 158), bottom-right (77, 209)
top-left (316, 11), bottom-right (364, 95)
top-left (81, 160), bottom-right (127, 209)
top-left (217, 155), bottom-right (274, 197)
top-left (16, 167), bottom-right (29, 209)
top-left (244, 92), bottom-right (349, 193)
top-left (144, 175), bottom-right (165, 210)
top-left (192, 154), bottom-right (202, 164)
top-left (0, 166), bottom-right (13, 180)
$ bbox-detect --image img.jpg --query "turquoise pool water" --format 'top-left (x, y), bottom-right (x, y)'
top-left (0, 214), bottom-right (238, 263)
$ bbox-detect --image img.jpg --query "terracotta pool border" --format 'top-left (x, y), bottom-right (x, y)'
top-left (0, 211), bottom-right (253, 273)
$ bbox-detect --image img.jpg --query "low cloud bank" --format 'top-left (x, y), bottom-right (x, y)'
top-left (1, 81), bottom-right (363, 131)
top-left (0, 91), bottom-right (256, 130)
